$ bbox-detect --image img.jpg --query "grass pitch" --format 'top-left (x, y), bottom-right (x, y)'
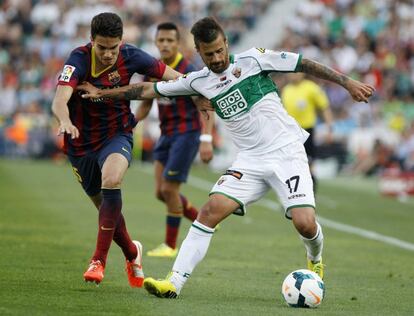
top-left (0, 159), bottom-right (413, 315)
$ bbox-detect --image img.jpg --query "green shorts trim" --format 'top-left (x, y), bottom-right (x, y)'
top-left (209, 191), bottom-right (246, 216)
top-left (285, 204), bottom-right (315, 220)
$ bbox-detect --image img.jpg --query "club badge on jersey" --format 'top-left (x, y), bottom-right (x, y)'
top-left (108, 70), bottom-right (121, 85)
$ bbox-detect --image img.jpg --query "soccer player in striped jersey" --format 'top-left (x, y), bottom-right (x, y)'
top-left (78, 17), bottom-right (375, 298)
top-left (136, 22), bottom-right (214, 258)
top-left (51, 12), bottom-right (183, 286)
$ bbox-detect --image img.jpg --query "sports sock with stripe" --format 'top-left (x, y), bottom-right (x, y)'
top-left (180, 194), bottom-right (198, 221)
top-left (165, 213), bottom-right (182, 249)
top-left (301, 222), bottom-right (324, 262)
top-left (169, 220), bottom-right (215, 293)
top-left (92, 188), bottom-right (122, 265)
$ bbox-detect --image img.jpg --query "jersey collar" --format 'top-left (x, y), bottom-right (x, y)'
top-left (229, 54), bottom-right (235, 64)
top-left (167, 52), bottom-right (183, 69)
top-left (91, 46), bottom-right (114, 78)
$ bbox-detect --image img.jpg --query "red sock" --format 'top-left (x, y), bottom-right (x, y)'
top-left (113, 214), bottom-right (137, 261)
top-left (180, 194), bottom-right (198, 221)
top-left (92, 189), bottom-right (122, 265)
top-left (165, 214), bottom-right (182, 249)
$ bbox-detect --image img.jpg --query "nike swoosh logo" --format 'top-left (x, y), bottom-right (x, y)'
top-left (101, 226), bottom-right (115, 231)
top-left (121, 147), bottom-right (130, 154)
top-left (308, 289), bottom-right (321, 304)
top-left (167, 170), bottom-right (179, 176)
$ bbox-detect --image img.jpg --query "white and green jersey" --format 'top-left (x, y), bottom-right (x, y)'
top-left (155, 47), bottom-right (309, 154)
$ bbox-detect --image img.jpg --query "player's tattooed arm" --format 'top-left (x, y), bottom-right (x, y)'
top-left (78, 81), bottom-right (158, 100)
top-left (298, 58), bottom-right (349, 87)
top-left (297, 58), bottom-right (375, 103)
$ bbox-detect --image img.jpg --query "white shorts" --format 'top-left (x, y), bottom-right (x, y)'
top-left (210, 141), bottom-right (315, 219)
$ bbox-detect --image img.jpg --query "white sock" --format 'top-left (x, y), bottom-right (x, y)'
top-left (169, 220), bottom-right (215, 293)
top-left (301, 222), bottom-right (324, 262)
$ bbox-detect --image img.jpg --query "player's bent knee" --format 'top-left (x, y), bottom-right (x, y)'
top-left (198, 202), bottom-right (220, 227)
top-left (291, 207), bottom-right (317, 237)
top-left (155, 190), bottom-right (164, 202)
top-left (101, 174), bottom-right (123, 189)
top-left (160, 185), bottom-right (179, 201)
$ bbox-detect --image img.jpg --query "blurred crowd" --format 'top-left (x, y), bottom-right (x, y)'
top-left (276, 0), bottom-right (414, 174)
top-left (0, 0), bottom-right (269, 159)
top-left (1, 0), bottom-right (414, 176)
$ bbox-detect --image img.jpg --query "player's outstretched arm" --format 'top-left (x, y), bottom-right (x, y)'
top-left (78, 81), bottom-right (159, 101)
top-left (297, 58), bottom-right (375, 103)
top-left (162, 65), bottom-right (182, 81)
top-left (51, 85), bottom-right (80, 139)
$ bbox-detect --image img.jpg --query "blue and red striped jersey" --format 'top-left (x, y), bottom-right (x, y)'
top-left (57, 43), bottom-right (166, 156)
top-left (151, 53), bottom-right (201, 136)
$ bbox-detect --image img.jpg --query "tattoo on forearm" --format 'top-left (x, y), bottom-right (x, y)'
top-left (299, 58), bottom-right (349, 87)
top-left (124, 85), bottom-right (144, 100)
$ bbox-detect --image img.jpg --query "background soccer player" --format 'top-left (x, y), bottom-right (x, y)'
top-left (51, 12), bottom-right (183, 286)
top-left (282, 73), bottom-right (334, 191)
top-left (78, 17), bottom-right (375, 298)
top-left (135, 22), bottom-right (214, 258)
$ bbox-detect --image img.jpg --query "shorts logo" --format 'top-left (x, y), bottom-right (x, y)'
top-left (224, 169), bottom-right (243, 180)
top-left (167, 170), bottom-right (179, 176)
top-left (288, 193), bottom-right (306, 200)
top-left (108, 70), bottom-right (121, 84)
top-left (216, 89), bottom-right (248, 118)
top-left (217, 176), bottom-right (226, 185)
top-left (60, 65), bottom-right (76, 82)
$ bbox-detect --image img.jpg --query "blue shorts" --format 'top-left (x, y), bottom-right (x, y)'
top-left (153, 131), bottom-right (200, 182)
top-left (68, 133), bottom-right (133, 196)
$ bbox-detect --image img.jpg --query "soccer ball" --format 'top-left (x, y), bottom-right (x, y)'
top-left (281, 269), bottom-right (325, 308)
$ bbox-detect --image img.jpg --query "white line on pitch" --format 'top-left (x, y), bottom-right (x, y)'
top-left (139, 165), bottom-right (414, 252)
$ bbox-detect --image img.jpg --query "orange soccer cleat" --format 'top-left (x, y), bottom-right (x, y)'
top-left (126, 240), bottom-right (144, 287)
top-left (83, 260), bottom-right (105, 284)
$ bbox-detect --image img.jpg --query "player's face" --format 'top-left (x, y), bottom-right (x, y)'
top-left (91, 35), bottom-right (122, 67)
top-left (197, 34), bottom-right (229, 74)
top-left (155, 30), bottom-right (179, 62)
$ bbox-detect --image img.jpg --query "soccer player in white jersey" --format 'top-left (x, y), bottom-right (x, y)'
top-left (79, 17), bottom-right (375, 299)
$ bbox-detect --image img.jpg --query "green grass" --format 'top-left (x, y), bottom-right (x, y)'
top-left (0, 159), bottom-right (413, 315)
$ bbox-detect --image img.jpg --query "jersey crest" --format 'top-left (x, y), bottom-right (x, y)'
top-left (108, 70), bottom-right (121, 84)
top-left (232, 67), bottom-right (242, 78)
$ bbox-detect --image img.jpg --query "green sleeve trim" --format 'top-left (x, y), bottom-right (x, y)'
top-left (294, 54), bottom-right (303, 72)
top-left (285, 204), bottom-right (315, 220)
top-left (153, 82), bottom-right (167, 97)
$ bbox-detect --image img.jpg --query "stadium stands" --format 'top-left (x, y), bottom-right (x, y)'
top-left (0, 0), bottom-right (413, 175)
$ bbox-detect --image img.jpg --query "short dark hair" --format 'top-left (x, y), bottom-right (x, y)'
top-left (91, 12), bottom-right (123, 39)
top-left (157, 22), bottom-right (180, 40)
top-left (191, 17), bottom-right (225, 48)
